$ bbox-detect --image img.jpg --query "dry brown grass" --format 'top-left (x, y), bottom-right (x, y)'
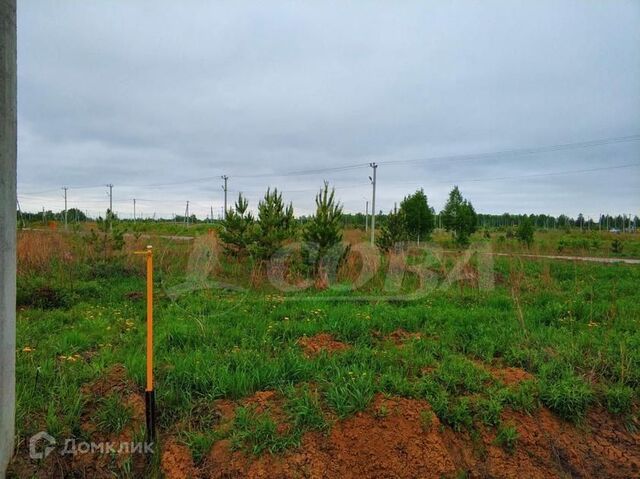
top-left (342, 228), bottom-right (367, 245)
top-left (17, 230), bottom-right (75, 276)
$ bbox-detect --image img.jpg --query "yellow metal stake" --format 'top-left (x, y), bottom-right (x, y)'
top-left (135, 245), bottom-right (155, 445)
top-left (146, 245), bottom-right (153, 393)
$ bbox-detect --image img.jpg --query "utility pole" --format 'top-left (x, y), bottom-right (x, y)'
top-left (106, 184), bottom-right (113, 213)
top-left (62, 186), bottom-right (68, 230)
top-left (106, 184), bottom-right (114, 230)
top-left (0, 0), bottom-right (17, 472)
top-left (16, 198), bottom-right (24, 229)
top-left (369, 162), bottom-right (377, 245)
top-left (365, 200), bottom-right (369, 232)
top-left (185, 201), bottom-right (190, 227)
top-left (221, 175), bottom-right (228, 219)
top-left (210, 206), bottom-right (214, 223)
top-left (133, 198), bottom-right (137, 222)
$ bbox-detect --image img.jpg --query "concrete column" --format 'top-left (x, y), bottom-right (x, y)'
top-left (0, 0), bottom-right (17, 476)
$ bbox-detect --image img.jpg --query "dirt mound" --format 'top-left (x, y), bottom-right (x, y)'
top-left (10, 369), bottom-right (639, 478)
top-left (384, 328), bottom-right (423, 345)
top-left (81, 363), bottom-right (130, 396)
top-left (201, 394), bottom-right (640, 479)
top-left (494, 367), bottom-right (533, 385)
top-left (490, 408), bottom-right (640, 479)
top-left (9, 364), bottom-right (149, 478)
top-left (161, 438), bottom-right (197, 479)
top-left (486, 365), bottom-right (534, 386)
top-left (244, 390), bottom-right (279, 413)
top-left (297, 333), bottom-right (349, 357)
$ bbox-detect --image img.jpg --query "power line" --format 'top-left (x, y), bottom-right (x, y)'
top-left (233, 163), bottom-right (368, 179)
top-left (451, 162), bottom-right (640, 183)
top-left (125, 163), bottom-right (368, 189)
top-left (376, 134), bottom-right (640, 167)
top-left (385, 162), bottom-right (640, 187)
top-left (17, 134), bottom-right (639, 194)
top-left (15, 134), bottom-right (640, 217)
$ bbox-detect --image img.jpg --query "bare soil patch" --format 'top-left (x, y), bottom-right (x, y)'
top-left (482, 364), bottom-right (535, 386)
top-left (161, 437), bottom-right (197, 479)
top-left (384, 328), bottom-right (423, 345)
top-left (297, 333), bottom-right (349, 357)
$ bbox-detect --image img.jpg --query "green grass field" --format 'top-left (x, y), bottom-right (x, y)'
top-left (9, 228), bottom-right (640, 477)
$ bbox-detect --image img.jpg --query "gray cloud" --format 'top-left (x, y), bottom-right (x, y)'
top-left (17, 0), bottom-right (640, 219)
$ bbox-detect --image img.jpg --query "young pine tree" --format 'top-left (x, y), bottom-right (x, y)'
top-left (376, 209), bottom-right (407, 252)
top-left (219, 193), bottom-right (254, 257)
top-left (399, 189), bottom-right (434, 243)
top-left (87, 209), bottom-right (125, 262)
top-left (441, 186), bottom-right (478, 246)
top-left (249, 188), bottom-right (295, 261)
top-left (302, 182), bottom-right (345, 274)
top-left (516, 217), bottom-right (535, 248)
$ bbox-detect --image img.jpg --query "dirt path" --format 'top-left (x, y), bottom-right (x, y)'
top-left (490, 251), bottom-right (640, 265)
top-left (442, 249), bottom-right (640, 265)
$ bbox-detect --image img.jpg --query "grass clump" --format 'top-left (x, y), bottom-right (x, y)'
top-left (180, 431), bottom-right (218, 465)
top-left (539, 372), bottom-right (593, 422)
top-left (419, 409), bottom-right (434, 431)
top-left (446, 397), bottom-right (474, 431)
top-left (501, 380), bottom-right (540, 414)
top-left (230, 406), bottom-right (298, 455)
top-left (324, 368), bottom-right (375, 418)
top-left (494, 423), bottom-right (518, 453)
top-left (434, 356), bottom-right (491, 395)
top-left (474, 397), bottom-right (503, 427)
top-left (285, 384), bottom-right (328, 432)
top-left (96, 395), bottom-right (133, 434)
top-left (603, 384), bottom-right (634, 415)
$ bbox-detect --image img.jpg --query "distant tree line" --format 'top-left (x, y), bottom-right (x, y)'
top-left (17, 195), bottom-right (638, 236)
top-left (17, 208), bottom-right (87, 225)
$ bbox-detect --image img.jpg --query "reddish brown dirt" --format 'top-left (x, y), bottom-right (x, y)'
top-left (201, 394), bottom-right (640, 479)
top-left (215, 399), bottom-right (237, 433)
top-left (492, 366), bottom-right (534, 386)
top-left (486, 408), bottom-right (640, 479)
top-left (242, 390), bottom-right (292, 436)
top-left (297, 333), bottom-right (349, 357)
top-left (477, 363), bottom-right (535, 386)
top-left (161, 438), bottom-right (197, 479)
top-left (384, 328), bottom-right (423, 345)
top-left (243, 390), bottom-right (279, 414)
top-left (9, 368), bottom-right (639, 478)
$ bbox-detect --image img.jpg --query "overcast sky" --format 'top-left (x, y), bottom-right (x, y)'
top-left (16, 1), bottom-right (640, 219)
